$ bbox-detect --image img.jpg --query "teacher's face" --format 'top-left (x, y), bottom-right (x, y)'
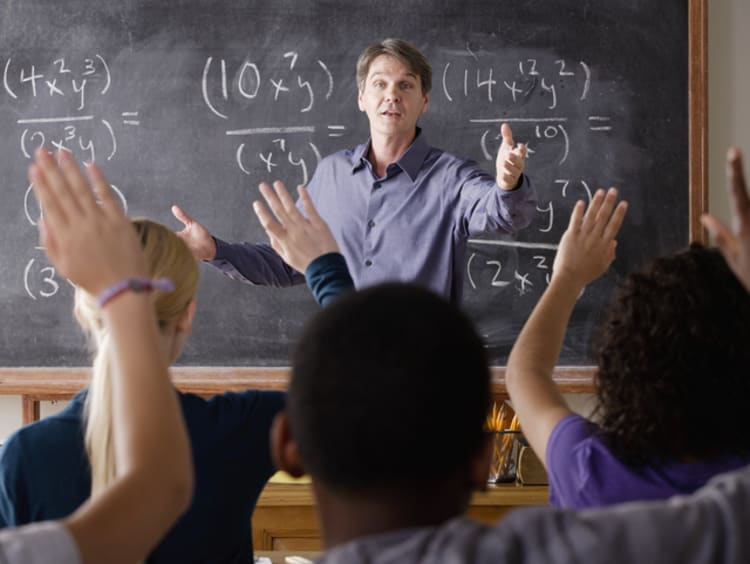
top-left (358, 54), bottom-right (429, 141)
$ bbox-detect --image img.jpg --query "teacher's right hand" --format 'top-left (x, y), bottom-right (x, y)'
top-left (171, 204), bottom-right (217, 260)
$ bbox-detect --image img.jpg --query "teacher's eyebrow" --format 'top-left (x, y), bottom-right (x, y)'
top-left (369, 70), bottom-right (418, 80)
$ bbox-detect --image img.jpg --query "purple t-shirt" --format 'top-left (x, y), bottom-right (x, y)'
top-left (547, 414), bottom-right (750, 509)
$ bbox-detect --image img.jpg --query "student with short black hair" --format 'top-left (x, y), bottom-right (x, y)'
top-left (251, 149), bottom-right (750, 564)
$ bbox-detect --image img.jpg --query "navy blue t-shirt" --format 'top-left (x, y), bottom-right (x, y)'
top-left (0, 387), bottom-right (285, 563)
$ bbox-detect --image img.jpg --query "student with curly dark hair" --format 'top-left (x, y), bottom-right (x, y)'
top-left (506, 161), bottom-right (750, 508)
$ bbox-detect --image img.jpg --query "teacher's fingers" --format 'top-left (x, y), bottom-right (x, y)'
top-left (501, 123), bottom-right (514, 148)
top-left (171, 204), bottom-right (194, 227)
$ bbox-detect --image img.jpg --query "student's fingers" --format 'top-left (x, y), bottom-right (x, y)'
top-left (171, 204), bottom-right (194, 227)
top-left (84, 162), bottom-right (119, 216)
top-left (566, 199), bottom-right (586, 232)
top-left (29, 162), bottom-right (67, 228)
top-left (37, 219), bottom-right (57, 260)
top-left (297, 185), bottom-right (322, 223)
top-left (602, 200), bottom-right (629, 242)
top-left (580, 189), bottom-right (606, 232)
top-left (501, 123), bottom-right (514, 148)
top-left (728, 148), bottom-right (750, 225)
top-left (271, 180), bottom-right (300, 217)
top-left (590, 188), bottom-right (620, 236)
top-left (259, 182), bottom-right (292, 226)
top-left (31, 148), bottom-right (78, 225)
top-left (701, 214), bottom-right (738, 260)
top-left (56, 149), bottom-right (98, 216)
top-left (252, 200), bottom-right (284, 239)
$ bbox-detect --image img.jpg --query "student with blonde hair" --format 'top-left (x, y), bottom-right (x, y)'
top-left (0, 148), bottom-right (193, 563)
top-left (77, 218), bottom-right (200, 496)
top-left (0, 181), bottom-right (285, 563)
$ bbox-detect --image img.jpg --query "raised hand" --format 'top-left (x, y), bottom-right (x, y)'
top-left (171, 205), bottom-right (217, 260)
top-left (28, 148), bottom-right (146, 295)
top-left (495, 123), bottom-right (527, 191)
top-left (252, 181), bottom-right (340, 273)
top-left (701, 147), bottom-right (750, 292)
top-left (552, 188), bottom-right (629, 289)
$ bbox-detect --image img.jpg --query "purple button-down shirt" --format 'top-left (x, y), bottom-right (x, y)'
top-left (210, 129), bottom-right (537, 303)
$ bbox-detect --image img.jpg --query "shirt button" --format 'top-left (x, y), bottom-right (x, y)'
top-left (373, 182), bottom-right (381, 189)
top-left (365, 260), bottom-right (373, 267)
top-left (367, 220), bottom-right (375, 228)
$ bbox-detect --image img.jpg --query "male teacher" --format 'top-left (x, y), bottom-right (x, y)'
top-left (172, 38), bottom-right (536, 304)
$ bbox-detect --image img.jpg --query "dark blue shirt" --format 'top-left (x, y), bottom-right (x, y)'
top-left (0, 388), bottom-right (285, 563)
top-left (210, 129), bottom-right (537, 303)
top-left (305, 253), bottom-right (354, 306)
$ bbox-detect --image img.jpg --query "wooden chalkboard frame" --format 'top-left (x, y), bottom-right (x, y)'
top-left (0, 0), bottom-right (708, 417)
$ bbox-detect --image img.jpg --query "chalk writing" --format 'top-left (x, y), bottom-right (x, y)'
top-left (6, 55), bottom-right (136, 300)
top-left (202, 52), bottom-right (342, 185)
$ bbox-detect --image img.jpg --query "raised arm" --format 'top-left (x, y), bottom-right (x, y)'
top-left (505, 188), bottom-right (628, 467)
top-left (253, 180), bottom-right (353, 305)
top-left (701, 147), bottom-right (750, 291)
top-left (29, 148), bottom-right (193, 564)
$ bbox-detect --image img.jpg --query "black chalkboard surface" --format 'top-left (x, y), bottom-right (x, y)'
top-left (0, 0), bottom-right (704, 367)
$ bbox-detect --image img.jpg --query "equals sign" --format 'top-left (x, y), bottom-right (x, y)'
top-left (122, 111), bottom-right (140, 126)
top-left (588, 116), bottom-right (612, 131)
top-left (327, 125), bottom-right (345, 138)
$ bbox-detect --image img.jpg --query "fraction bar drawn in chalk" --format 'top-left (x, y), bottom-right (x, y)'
top-left (17, 115), bottom-right (94, 124)
top-left (468, 239), bottom-right (559, 251)
top-left (226, 126), bottom-right (316, 135)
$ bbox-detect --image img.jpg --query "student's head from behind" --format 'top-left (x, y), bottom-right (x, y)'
top-left (356, 38), bottom-right (432, 96)
top-left (75, 218), bottom-right (199, 363)
top-left (593, 243), bottom-right (750, 465)
top-left (75, 218), bottom-right (199, 494)
top-left (274, 283), bottom-right (491, 506)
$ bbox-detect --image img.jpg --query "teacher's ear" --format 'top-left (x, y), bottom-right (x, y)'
top-left (270, 411), bottom-right (306, 478)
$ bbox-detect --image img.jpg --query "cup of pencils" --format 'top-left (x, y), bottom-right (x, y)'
top-left (485, 402), bottom-right (522, 483)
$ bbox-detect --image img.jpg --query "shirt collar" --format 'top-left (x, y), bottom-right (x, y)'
top-left (351, 127), bottom-right (431, 182)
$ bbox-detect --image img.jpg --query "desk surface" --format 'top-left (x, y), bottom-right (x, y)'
top-left (257, 481), bottom-right (549, 508)
top-left (256, 552), bottom-right (320, 564)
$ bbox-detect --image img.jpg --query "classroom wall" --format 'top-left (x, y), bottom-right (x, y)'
top-left (0, 1), bottom-right (748, 443)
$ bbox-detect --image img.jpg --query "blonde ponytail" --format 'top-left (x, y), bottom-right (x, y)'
top-left (80, 219), bottom-right (199, 498)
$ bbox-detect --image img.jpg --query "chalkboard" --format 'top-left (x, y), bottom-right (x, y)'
top-left (0, 0), bottom-right (705, 367)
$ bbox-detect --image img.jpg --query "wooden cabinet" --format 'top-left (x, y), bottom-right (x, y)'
top-left (253, 482), bottom-right (549, 551)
